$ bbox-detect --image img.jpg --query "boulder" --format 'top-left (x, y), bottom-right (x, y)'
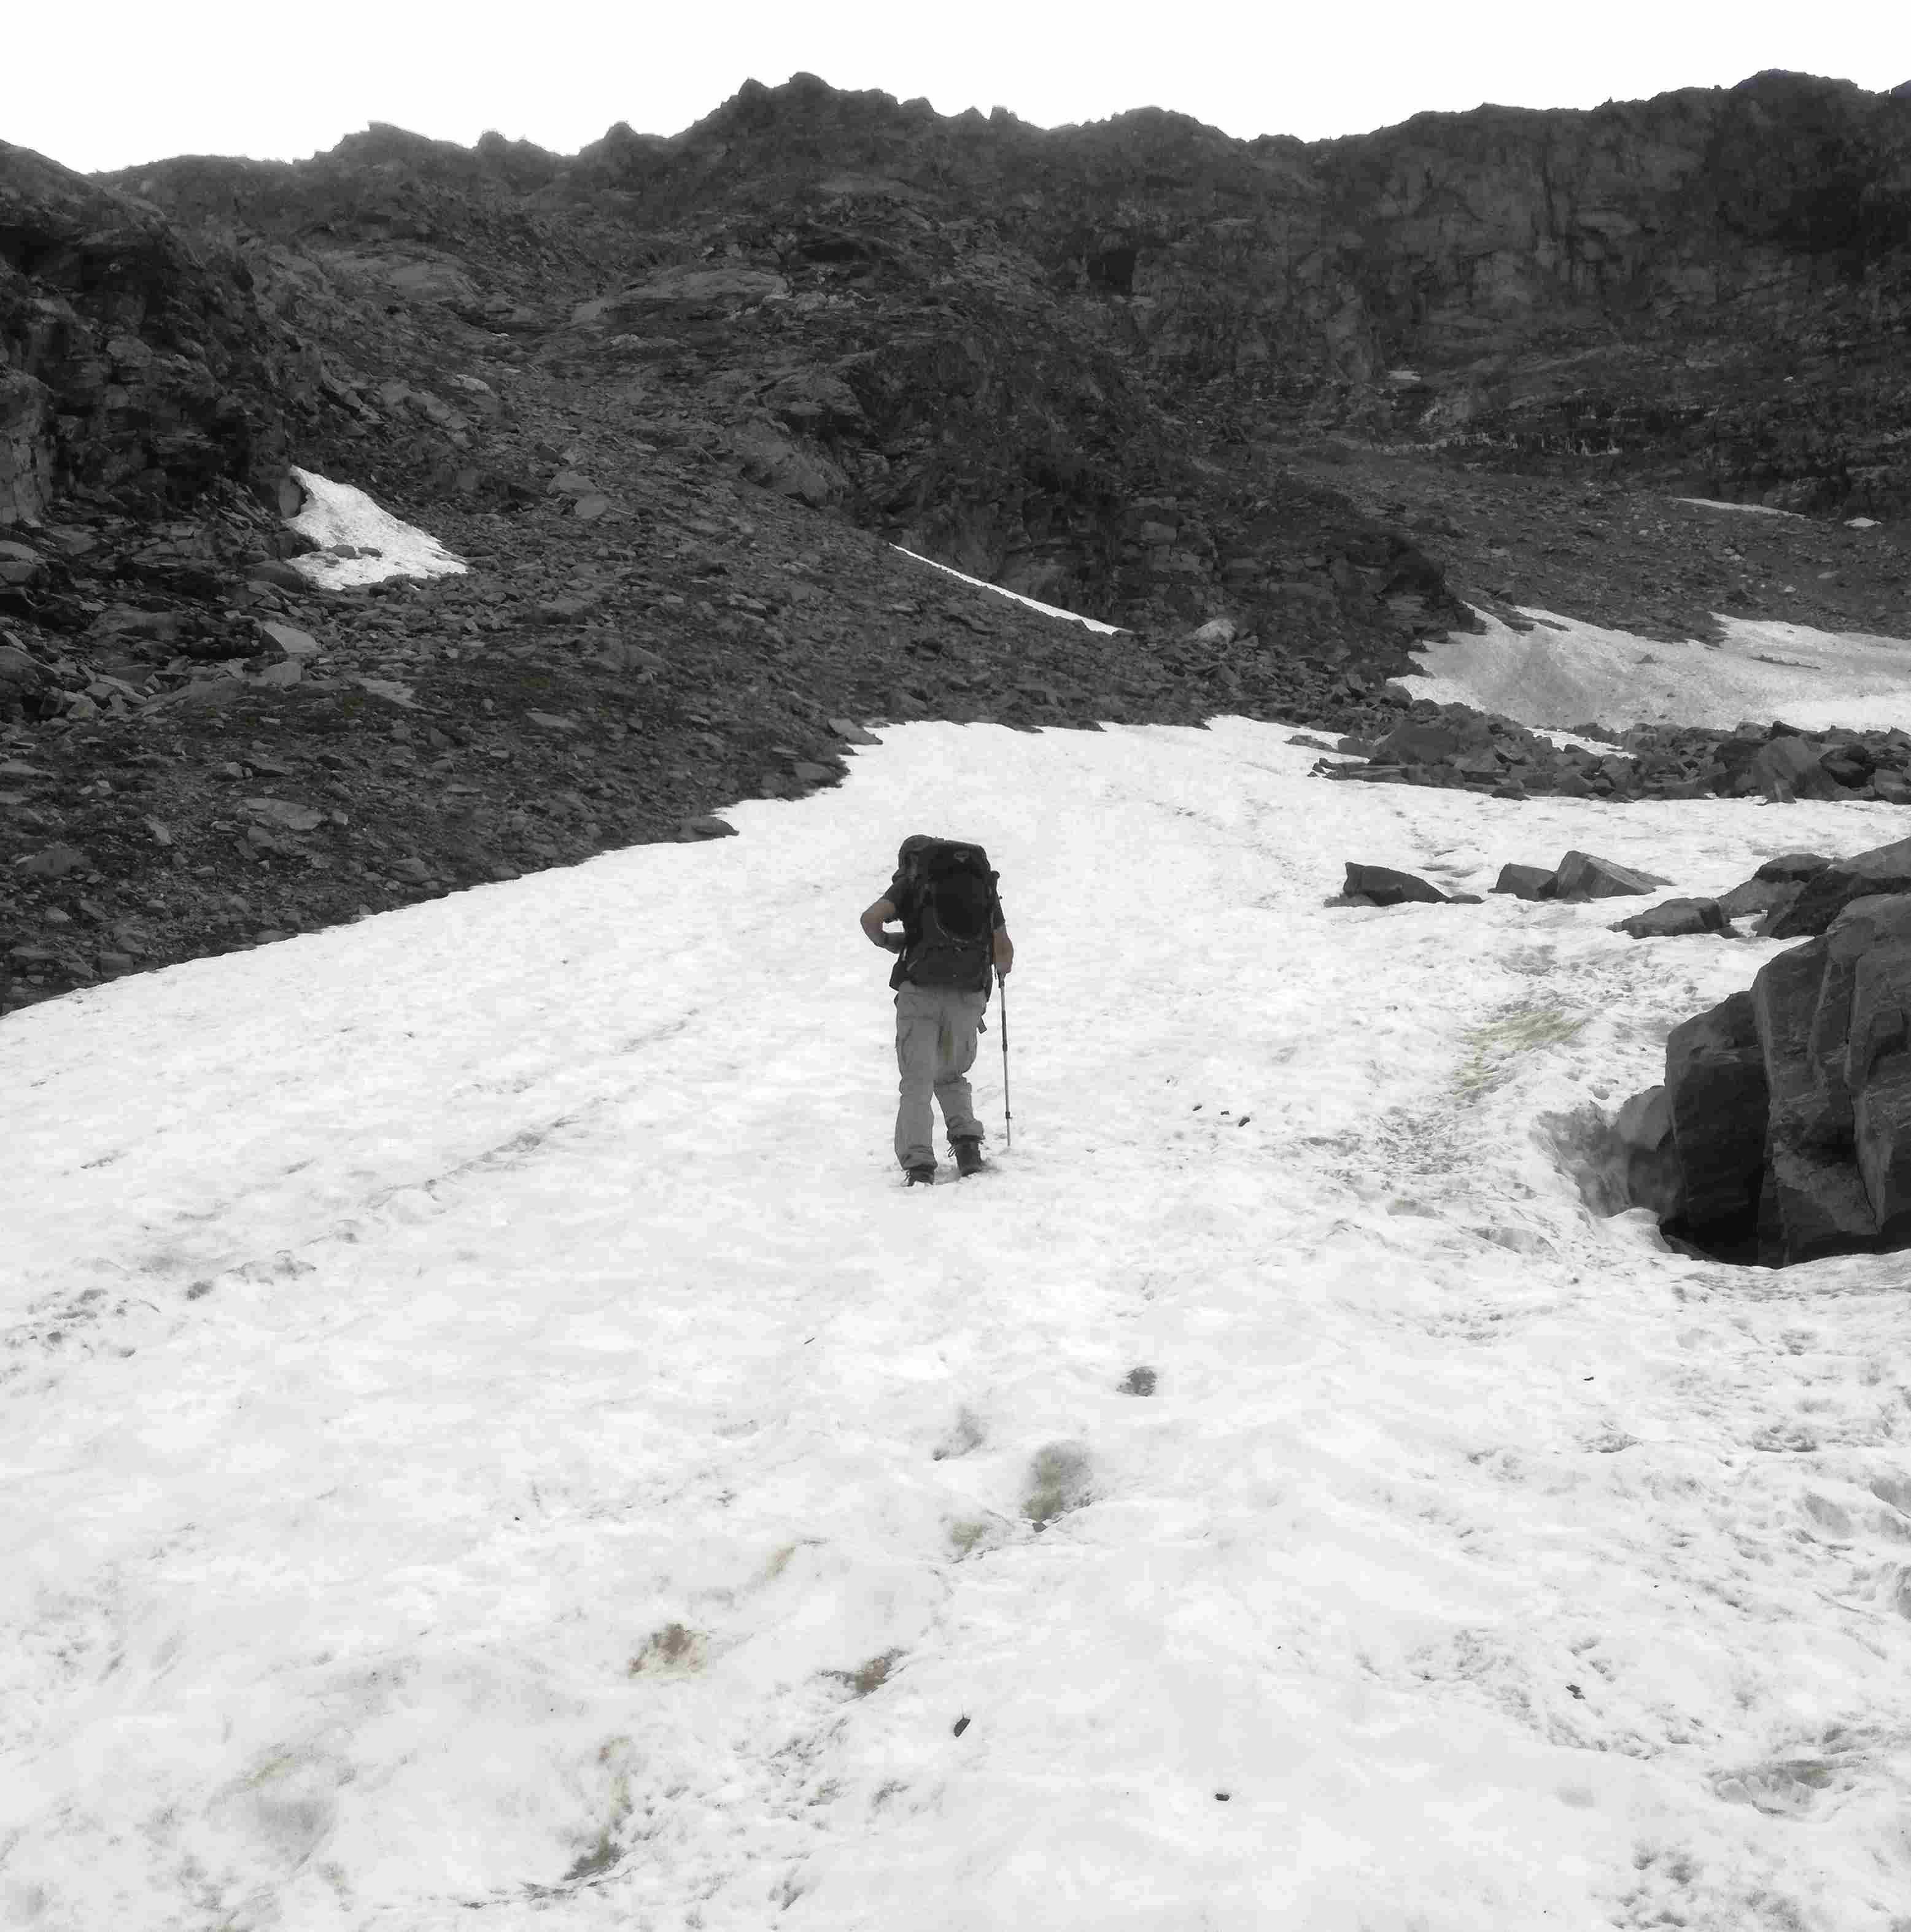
top-left (1610, 897), bottom-right (1728, 939)
top-left (1847, 940), bottom-right (1911, 1240)
top-left (1341, 863), bottom-right (1447, 906)
top-left (1627, 906), bottom-right (1911, 1264)
top-left (0, 536), bottom-right (46, 584)
top-left (1766, 836), bottom-right (1911, 939)
top-left (1759, 1141), bottom-right (1879, 1263)
top-left (260, 620), bottom-right (320, 657)
top-left (0, 643), bottom-right (48, 694)
top-left (1373, 721), bottom-right (1465, 764)
top-left (1716, 875), bottom-right (1797, 919)
top-left (1613, 1084), bottom-right (1684, 1221)
top-left (1552, 851), bottom-right (1672, 900)
top-left (1753, 937), bottom-right (1840, 1148)
top-left (1663, 991), bottom-right (1767, 1246)
top-left (1819, 741), bottom-right (1877, 789)
top-left (1492, 862), bottom-right (1556, 900)
top-left (1750, 735), bottom-right (1844, 801)
top-left (1755, 851), bottom-right (1833, 884)
top-left (13, 841), bottom-right (91, 879)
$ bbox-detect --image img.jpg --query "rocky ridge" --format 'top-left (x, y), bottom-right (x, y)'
top-left (2, 71), bottom-right (1910, 1016)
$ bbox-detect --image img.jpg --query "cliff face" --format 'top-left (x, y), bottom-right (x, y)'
top-left (557, 69), bottom-right (1910, 515)
top-left (0, 141), bottom-right (330, 524)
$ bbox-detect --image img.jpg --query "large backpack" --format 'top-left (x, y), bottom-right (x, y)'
top-left (900, 840), bottom-right (999, 991)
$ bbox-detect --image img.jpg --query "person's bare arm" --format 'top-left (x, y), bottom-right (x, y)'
top-left (993, 926), bottom-right (1014, 976)
top-left (861, 897), bottom-right (902, 949)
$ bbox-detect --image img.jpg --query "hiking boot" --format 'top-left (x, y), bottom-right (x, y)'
top-left (905, 1163), bottom-right (937, 1186)
top-left (952, 1138), bottom-right (985, 1178)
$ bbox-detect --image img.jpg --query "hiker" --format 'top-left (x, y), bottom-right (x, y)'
top-left (860, 834), bottom-right (1014, 1184)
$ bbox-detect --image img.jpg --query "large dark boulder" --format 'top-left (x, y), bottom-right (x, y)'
top-left (1848, 941), bottom-right (1911, 1241)
top-left (1553, 851), bottom-right (1672, 900)
top-left (1611, 897), bottom-right (1729, 939)
top-left (1342, 863), bottom-right (1448, 906)
top-left (1717, 876), bottom-right (1799, 922)
top-left (1615, 894), bottom-right (1911, 1265)
top-left (1756, 852), bottom-right (1834, 883)
top-left (1766, 837), bottom-right (1911, 939)
top-left (1750, 735), bottom-right (1846, 800)
top-left (1662, 991), bottom-right (1767, 1250)
top-left (1759, 1142), bottom-right (1879, 1263)
top-left (1492, 862), bottom-right (1557, 900)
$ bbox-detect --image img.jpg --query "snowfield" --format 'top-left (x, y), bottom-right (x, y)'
top-left (286, 467), bottom-right (467, 589)
top-left (5, 668), bottom-right (1911, 1925)
top-left (1407, 608), bottom-right (1911, 735)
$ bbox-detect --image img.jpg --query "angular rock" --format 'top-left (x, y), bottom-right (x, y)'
top-left (1664, 991), bottom-right (1766, 1243)
top-left (1342, 862), bottom-right (1446, 906)
top-left (1374, 721), bottom-right (1464, 764)
top-left (0, 537), bottom-right (46, 584)
top-left (1610, 897), bottom-right (1728, 939)
top-left (1716, 875), bottom-right (1797, 919)
top-left (1750, 735), bottom-right (1843, 801)
top-left (1819, 742), bottom-right (1876, 789)
top-left (1552, 851), bottom-right (1672, 900)
top-left (680, 814), bottom-right (737, 840)
top-left (1615, 1084), bottom-right (1672, 1153)
top-left (1829, 894), bottom-right (1911, 937)
top-left (0, 644), bottom-right (48, 692)
top-left (13, 841), bottom-right (90, 879)
top-left (1763, 854), bottom-right (1837, 889)
top-left (243, 797), bottom-right (323, 832)
top-left (1855, 1038), bottom-right (1911, 1244)
top-left (1611, 1083), bottom-right (1684, 1221)
top-left (1845, 940), bottom-right (1911, 1118)
top-left (260, 621), bottom-right (320, 657)
top-left (1760, 1140), bottom-right (1879, 1265)
top-left (1766, 837), bottom-right (1911, 940)
top-left (1752, 937), bottom-right (1836, 1146)
top-left (1492, 862), bottom-right (1556, 900)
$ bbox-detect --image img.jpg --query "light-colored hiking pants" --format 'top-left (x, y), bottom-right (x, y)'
top-left (894, 982), bottom-right (990, 1169)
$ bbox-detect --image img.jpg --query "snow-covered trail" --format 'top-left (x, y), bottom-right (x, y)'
top-left (5, 721), bottom-right (1910, 1932)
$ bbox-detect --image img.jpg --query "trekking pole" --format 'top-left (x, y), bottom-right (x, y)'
top-left (999, 968), bottom-right (1012, 1149)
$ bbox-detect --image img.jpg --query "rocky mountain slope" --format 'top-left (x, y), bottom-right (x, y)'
top-left (2, 70), bottom-right (1908, 1013)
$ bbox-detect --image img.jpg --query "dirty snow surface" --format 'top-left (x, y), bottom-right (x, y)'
top-left (6, 712), bottom-right (1911, 1931)
top-left (1408, 606), bottom-right (1911, 734)
top-left (286, 466), bottom-right (467, 589)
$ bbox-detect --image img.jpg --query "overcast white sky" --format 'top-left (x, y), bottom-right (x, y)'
top-left (7, 0), bottom-right (1905, 176)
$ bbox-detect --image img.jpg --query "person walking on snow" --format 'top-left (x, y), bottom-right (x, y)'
top-left (861, 834), bottom-right (1014, 1184)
